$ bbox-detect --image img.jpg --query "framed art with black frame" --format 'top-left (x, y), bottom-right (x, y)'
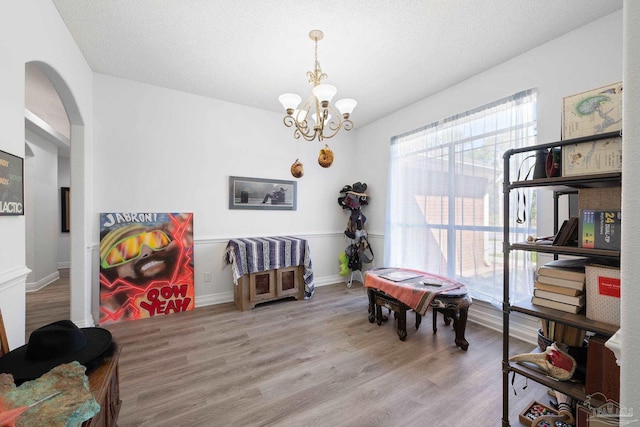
top-left (229, 176), bottom-right (297, 211)
top-left (61, 187), bottom-right (70, 232)
top-left (0, 149), bottom-right (24, 216)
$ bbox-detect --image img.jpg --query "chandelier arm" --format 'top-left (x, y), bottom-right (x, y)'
top-left (283, 115), bottom-right (296, 128)
top-left (324, 104), bottom-right (344, 132)
top-left (284, 115), bottom-right (311, 136)
top-left (294, 128), bottom-right (318, 142)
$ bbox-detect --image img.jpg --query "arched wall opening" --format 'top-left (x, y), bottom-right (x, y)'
top-left (25, 61), bottom-right (93, 327)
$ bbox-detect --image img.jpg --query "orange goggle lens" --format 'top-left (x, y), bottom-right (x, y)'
top-left (101, 230), bottom-right (171, 268)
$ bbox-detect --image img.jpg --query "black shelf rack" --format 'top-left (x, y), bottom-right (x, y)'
top-left (501, 131), bottom-right (621, 426)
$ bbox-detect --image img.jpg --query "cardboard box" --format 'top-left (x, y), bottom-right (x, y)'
top-left (578, 188), bottom-right (621, 212)
top-left (562, 82), bottom-right (623, 140)
top-left (579, 209), bottom-right (621, 250)
top-left (586, 264), bottom-right (621, 326)
top-left (562, 136), bottom-right (622, 177)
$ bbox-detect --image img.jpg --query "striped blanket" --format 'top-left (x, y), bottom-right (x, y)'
top-left (364, 268), bottom-right (463, 315)
top-left (223, 236), bottom-right (315, 298)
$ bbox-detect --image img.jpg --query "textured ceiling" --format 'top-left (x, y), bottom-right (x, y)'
top-left (51, 0), bottom-right (622, 127)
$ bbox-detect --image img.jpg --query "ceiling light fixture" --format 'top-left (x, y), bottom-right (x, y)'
top-left (279, 30), bottom-right (356, 142)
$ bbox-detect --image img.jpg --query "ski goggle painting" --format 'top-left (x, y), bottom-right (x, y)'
top-left (101, 230), bottom-right (172, 268)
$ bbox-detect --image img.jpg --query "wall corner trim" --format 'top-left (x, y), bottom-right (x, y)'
top-left (0, 266), bottom-right (32, 293)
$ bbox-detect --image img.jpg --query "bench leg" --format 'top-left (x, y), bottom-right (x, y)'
top-left (367, 288), bottom-right (376, 323)
top-left (432, 308), bottom-right (438, 333)
top-left (453, 306), bottom-right (469, 351)
top-left (432, 306), bottom-right (469, 351)
top-left (397, 306), bottom-right (407, 341)
top-left (376, 301), bottom-right (384, 325)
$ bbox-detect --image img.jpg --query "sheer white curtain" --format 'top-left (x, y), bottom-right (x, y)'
top-left (385, 89), bottom-right (537, 305)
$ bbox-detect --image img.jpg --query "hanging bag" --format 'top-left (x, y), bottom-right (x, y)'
top-left (359, 237), bottom-right (374, 264)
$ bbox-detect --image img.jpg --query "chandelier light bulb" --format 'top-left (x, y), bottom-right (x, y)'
top-left (279, 93), bottom-right (302, 114)
top-left (335, 98), bottom-right (357, 119)
top-left (312, 84), bottom-right (337, 107)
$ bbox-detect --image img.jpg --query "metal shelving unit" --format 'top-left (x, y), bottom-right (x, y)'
top-left (501, 131), bottom-right (621, 426)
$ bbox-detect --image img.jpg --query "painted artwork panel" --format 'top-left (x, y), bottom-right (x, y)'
top-left (0, 150), bottom-right (24, 216)
top-left (99, 212), bottom-right (194, 325)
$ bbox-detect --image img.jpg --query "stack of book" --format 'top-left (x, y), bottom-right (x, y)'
top-left (540, 319), bottom-right (586, 348)
top-left (532, 259), bottom-right (586, 314)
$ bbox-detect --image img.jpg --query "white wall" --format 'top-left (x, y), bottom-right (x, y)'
top-left (92, 74), bottom-right (361, 311)
top-left (58, 155), bottom-right (70, 269)
top-left (24, 130), bottom-right (60, 290)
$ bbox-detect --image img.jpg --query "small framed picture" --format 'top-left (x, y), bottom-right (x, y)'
top-left (0, 149), bottom-right (24, 216)
top-left (562, 82), bottom-right (622, 140)
top-left (229, 176), bottom-right (297, 211)
top-left (61, 187), bottom-right (70, 232)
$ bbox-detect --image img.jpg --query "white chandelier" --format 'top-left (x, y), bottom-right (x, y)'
top-left (279, 30), bottom-right (357, 142)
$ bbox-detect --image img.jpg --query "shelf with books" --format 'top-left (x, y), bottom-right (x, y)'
top-left (509, 242), bottom-right (619, 258)
top-left (509, 172), bottom-right (621, 191)
top-left (511, 299), bottom-right (619, 337)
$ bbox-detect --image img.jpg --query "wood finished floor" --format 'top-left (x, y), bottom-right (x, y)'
top-left (26, 278), bottom-right (548, 426)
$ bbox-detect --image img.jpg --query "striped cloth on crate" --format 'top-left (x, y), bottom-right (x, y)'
top-left (223, 236), bottom-right (315, 298)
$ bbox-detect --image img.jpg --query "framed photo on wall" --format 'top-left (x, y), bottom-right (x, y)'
top-left (61, 187), bottom-right (70, 232)
top-left (229, 176), bottom-right (297, 210)
top-left (0, 149), bottom-right (24, 216)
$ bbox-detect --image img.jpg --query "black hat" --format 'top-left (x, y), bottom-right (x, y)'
top-left (0, 320), bottom-right (114, 384)
top-left (352, 182), bottom-right (367, 194)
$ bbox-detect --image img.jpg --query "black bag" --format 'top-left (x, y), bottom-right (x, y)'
top-left (346, 244), bottom-right (362, 271)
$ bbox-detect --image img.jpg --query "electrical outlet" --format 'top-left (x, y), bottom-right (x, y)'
top-left (204, 272), bottom-right (211, 282)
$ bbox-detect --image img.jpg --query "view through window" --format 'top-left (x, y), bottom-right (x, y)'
top-left (385, 89), bottom-right (538, 304)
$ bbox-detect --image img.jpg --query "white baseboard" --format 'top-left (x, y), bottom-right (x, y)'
top-left (195, 291), bottom-right (234, 308)
top-left (26, 271), bottom-right (60, 293)
top-left (194, 274), bottom-right (356, 308)
top-left (314, 274), bottom-right (351, 287)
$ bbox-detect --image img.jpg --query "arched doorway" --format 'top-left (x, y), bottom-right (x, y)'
top-left (24, 62), bottom-right (71, 334)
top-left (24, 61), bottom-right (92, 330)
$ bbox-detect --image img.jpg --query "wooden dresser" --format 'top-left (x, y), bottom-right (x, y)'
top-left (82, 346), bottom-right (122, 427)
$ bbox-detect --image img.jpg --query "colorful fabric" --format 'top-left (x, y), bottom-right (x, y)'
top-left (223, 236), bottom-right (315, 298)
top-left (364, 268), bottom-right (464, 315)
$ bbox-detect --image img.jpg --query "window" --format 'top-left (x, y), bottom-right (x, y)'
top-left (385, 89), bottom-right (537, 305)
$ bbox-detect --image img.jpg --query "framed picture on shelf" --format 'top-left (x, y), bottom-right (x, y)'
top-left (229, 176), bottom-right (297, 211)
top-left (562, 136), bottom-right (622, 177)
top-left (562, 82), bottom-right (622, 140)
